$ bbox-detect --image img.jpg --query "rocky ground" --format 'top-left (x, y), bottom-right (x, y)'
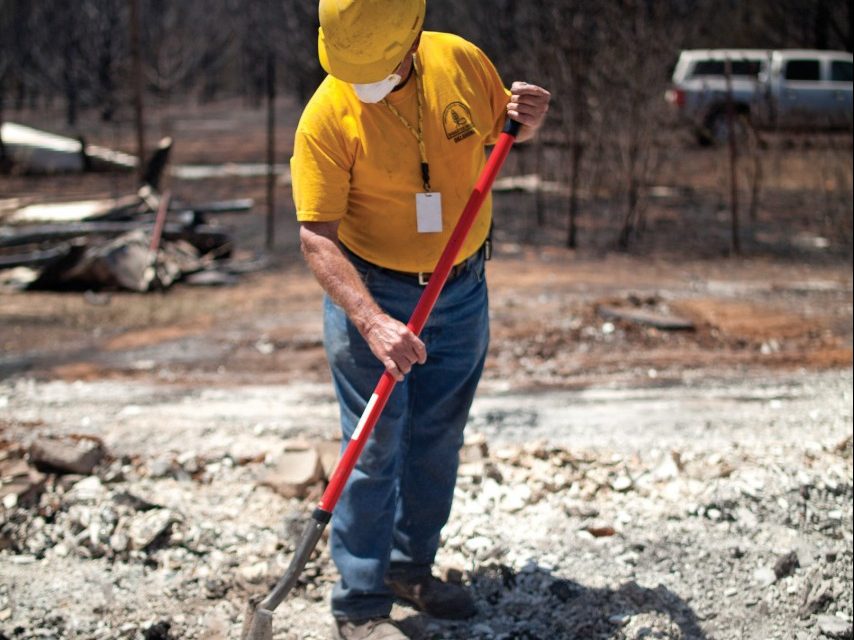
top-left (0, 368), bottom-right (852, 640)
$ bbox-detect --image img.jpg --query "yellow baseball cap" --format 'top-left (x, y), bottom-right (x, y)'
top-left (318, 0), bottom-right (426, 83)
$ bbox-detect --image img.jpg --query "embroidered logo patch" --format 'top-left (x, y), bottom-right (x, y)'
top-left (443, 102), bottom-right (475, 142)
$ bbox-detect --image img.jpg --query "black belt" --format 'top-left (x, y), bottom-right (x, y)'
top-left (344, 241), bottom-right (489, 286)
top-left (400, 255), bottom-right (475, 286)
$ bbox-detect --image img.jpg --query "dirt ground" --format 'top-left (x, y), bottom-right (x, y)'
top-left (1, 101), bottom-right (852, 639)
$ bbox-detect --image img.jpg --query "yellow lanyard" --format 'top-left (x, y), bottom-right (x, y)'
top-left (382, 56), bottom-right (431, 192)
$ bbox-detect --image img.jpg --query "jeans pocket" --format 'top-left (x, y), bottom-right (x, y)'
top-left (475, 252), bottom-right (486, 283)
top-left (355, 265), bottom-right (372, 287)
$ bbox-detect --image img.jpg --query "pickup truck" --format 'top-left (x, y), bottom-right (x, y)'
top-left (665, 49), bottom-right (853, 144)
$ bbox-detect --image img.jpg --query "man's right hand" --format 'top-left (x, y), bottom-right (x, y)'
top-left (364, 313), bottom-right (427, 381)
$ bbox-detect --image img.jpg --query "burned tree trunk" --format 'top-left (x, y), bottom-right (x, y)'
top-left (567, 139), bottom-right (583, 249)
top-left (724, 57), bottom-right (741, 255)
top-left (129, 0), bottom-right (146, 183)
top-left (266, 50), bottom-right (276, 251)
top-left (0, 91), bottom-right (9, 173)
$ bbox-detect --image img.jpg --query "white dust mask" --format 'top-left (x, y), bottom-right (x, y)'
top-left (352, 73), bottom-right (402, 103)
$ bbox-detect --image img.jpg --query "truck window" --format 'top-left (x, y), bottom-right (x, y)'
top-left (690, 59), bottom-right (761, 78)
top-left (731, 60), bottom-right (762, 76)
top-left (784, 59), bottom-right (821, 81)
top-left (691, 61), bottom-right (724, 77)
top-left (830, 60), bottom-right (853, 82)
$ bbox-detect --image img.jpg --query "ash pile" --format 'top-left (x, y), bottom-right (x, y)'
top-left (1, 427), bottom-right (851, 639)
top-left (0, 139), bottom-right (254, 293)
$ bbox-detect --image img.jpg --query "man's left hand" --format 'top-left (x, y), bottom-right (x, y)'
top-left (507, 81), bottom-right (551, 136)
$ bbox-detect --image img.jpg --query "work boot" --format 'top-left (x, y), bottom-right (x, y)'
top-left (333, 617), bottom-right (410, 640)
top-left (386, 573), bottom-right (477, 620)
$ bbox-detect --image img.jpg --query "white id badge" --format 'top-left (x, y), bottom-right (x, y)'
top-left (415, 192), bottom-right (443, 233)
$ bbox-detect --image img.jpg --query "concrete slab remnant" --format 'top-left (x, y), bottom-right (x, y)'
top-left (261, 445), bottom-right (324, 499)
top-left (29, 435), bottom-right (105, 475)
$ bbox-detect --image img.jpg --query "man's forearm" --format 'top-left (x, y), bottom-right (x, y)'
top-left (300, 229), bottom-right (383, 336)
top-left (299, 221), bottom-right (427, 380)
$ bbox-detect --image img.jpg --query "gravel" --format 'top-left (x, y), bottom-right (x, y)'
top-left (0, 369), bottom-right (851, 639)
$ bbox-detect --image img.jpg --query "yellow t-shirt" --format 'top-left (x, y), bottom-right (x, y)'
top-left (291, 31), bottom-right (510, 272)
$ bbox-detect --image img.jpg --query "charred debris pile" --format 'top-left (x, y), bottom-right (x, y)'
top-left (0, 138), bottom-right (256, 293)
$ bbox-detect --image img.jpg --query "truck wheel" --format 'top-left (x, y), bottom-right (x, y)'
top-left (705, 109), bottom-right (749, 146)
top-left (695, 127), bottom-right (714, 146)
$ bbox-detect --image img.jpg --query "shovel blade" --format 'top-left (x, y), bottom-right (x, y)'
top-left (240, 601), bottom-right (273, 640)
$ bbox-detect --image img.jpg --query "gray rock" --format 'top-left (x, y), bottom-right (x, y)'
top-left (611, 475), bottom-right (634, 492)
top-left (773, 550), bottom-right (799, 580)
top-left (238, 560), bottom-right (269, 584)
top-left (126, 509), bottom-right (176, 550)
top-left (817, 615), bottom-right (852, 638)
top-left (29, 436), bottom-right (105, 475)
top-left (0, 457), bottom-right (47, 509)
top-left (65, 476), bottom-right (105, 504)
top-left (753, 566), bottom-right (777, 587)
top-left (260, 446), bottom-right (324, 499)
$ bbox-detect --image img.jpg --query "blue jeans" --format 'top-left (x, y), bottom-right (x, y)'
top-left (324, 247), bottom-right (489, 621)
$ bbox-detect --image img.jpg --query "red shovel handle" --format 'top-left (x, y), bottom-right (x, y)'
top-left (318, 118), bottom-right (522, 514)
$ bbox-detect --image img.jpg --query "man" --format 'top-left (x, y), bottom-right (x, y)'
top-left (290, 1), bottom-right (550, 638)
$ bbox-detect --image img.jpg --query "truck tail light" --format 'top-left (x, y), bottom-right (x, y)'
top-left (665, 88), bottom-right (686, 108)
